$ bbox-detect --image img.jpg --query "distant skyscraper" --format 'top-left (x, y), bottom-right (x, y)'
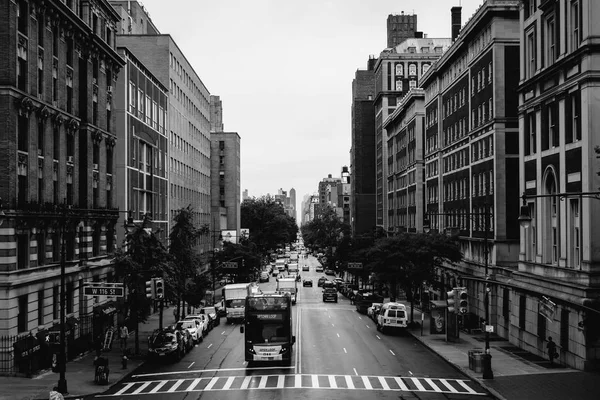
top-left (289, 188), bottom-right (296, 220)
top-left (211, 133), bottom-right (241, 235)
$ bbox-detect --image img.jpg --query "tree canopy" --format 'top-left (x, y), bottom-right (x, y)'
top-left (241, 196), bottom-right (298, 255)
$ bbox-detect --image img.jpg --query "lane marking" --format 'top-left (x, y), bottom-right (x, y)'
top-left (362, 375), bottom-right (372, 389)
top-left (358, 316), bottom-right (362, 320)
top-left (366, 325), bottom-right (370, 329)
top-left (457, 380), bottom-right (478, 394)
top-left (411, 377), bottom-right (426, 391)
top-left (185, 378), bottom-right (201, 391)
top-left (425, 378), bottom-right (442, 392)
top-left (353, 367), bottom-right (358, 376)
top-left (240, 376), bottom-right (251, 390)
top-left (277, 375), bottom-right (285, 388)
top-left (132, 382), bottom-right (150, 395)
top-left (204, 377), bottom-right (219, 391)
top-left (439, 378), bottom-right (459, 393)
top-left (394, 377), bottom-right (410, 391)
top-left (132, 365), bottom-right (295, 378)
top-left (220, 376), bottom-right (234, 390)
top-left (378, 376), bottom-right (390, 390)
top-left (221, 331), bottom-right (226, 335)
top-left (188, 362), bottom-right (195, 368)
top-left (343, 348), bottom-right (347, 353)
top-left (336, 333), bottom-right (340, 338)
top-left (312, 374), bottom-right (319, 388)
top-left (167, 379), bottom-right (184, 392)
top-left (389, 349), bottom-right (396, 356)
top-left (328, 375), bottom-right (337, 388)
top-left (409, 371), bottom-right (413, 376)
top-left (376, 335), bottom-right (381, 340)
top-left (258, 375), bottom-right (268, 389)
top-left (149, 381), bottom-right (167, 393)
top-left (207, 343), bottom-right (213, 349)
top-left (345, 375), bottom-right (355, 389)
top-left (332, 323), bottom-right (335, 327)
top-left (295, 374), bottom-right (302, 388)
top-left (114, 382), bottom-right (135, 396)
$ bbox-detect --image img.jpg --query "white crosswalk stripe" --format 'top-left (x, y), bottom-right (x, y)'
top-left (101, 373), bottom-right (487, 396)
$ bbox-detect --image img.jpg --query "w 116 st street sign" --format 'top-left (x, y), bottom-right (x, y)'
top-left (83, 283), bottom-right (124, 297)
top-left (221, 262), bottom-right (238, 269)
top-left (347, 262), bottom-right (363, 270)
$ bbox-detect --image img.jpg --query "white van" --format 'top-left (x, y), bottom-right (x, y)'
top-left (376, 302), bottom-right (408, 334)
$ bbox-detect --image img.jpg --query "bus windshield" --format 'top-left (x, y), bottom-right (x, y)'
top-left (247, 315), bottom-right (290, 344)
top-left (226, 299), bottom-right (245, 308)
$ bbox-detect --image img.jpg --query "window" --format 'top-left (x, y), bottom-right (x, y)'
top-left (542, 102), bottom-right (558, 150)
top-left (526, 28), bottom-right (537, 78)
top-left (525, 112), bottom-right (536, 155)
top-left (570, 199), bottom-right (580, 269)
top-left (545, 16), bottom-right (557, 66)
top-left (571, 1), bottom-right (581, 51)
top-left (18, 294), bottom-right (28, 333)
top-left (560, 309), bottom-right (570, 349)
top-left (17, 39), bottom-right (27, 91)
top-left (38, 290), bottom-right (44, 326)
top-left (37, 231), bottom-right (45, 266)
top-left (519, 295), bottom-right (526, 329)
top-left (502, 288), bottom-right (510, 320)
top-left (52, 286), bottom-right (59, 319)
top-left (17, 0), bottom-right (28, 34)
top-left (38, 51), bottom-right (44, 97)
top-left (566, 91), bottom-right (581, 143)
top-left (17, 233), bottom-right (29, 270)
top-left (66, 282), bottom-right (74, 314)
top-left (92, 225), bottom-right (100, 257)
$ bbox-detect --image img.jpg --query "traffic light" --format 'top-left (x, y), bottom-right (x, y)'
top-left (446, 289), bottom-right (457, 314)
top-left (458, 287), bottom-right (469, 314)
top-left (145, 279), bottom-right (154, 299)
top-left (154, 278), bottom-right (164, 300)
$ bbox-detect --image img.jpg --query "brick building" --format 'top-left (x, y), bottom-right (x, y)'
top-left (0, 0), bottom-right (124, 373)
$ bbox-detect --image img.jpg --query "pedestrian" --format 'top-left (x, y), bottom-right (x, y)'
top-left (546, 336), bottom-right (558, 366)
top-left (119, 324), bottom-right (129, 353)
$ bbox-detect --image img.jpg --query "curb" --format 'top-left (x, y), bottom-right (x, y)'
top-left (407, 329), bottom-right (508, 400)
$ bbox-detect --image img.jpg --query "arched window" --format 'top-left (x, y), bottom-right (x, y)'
top-left (543, 170), bottom-right (559, 264)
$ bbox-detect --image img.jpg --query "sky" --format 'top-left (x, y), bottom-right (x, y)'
top-left (138, 0), bottom-right (485, 210)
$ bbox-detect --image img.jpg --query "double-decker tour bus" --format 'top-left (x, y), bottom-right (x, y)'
top-left (240, 293), bottom-right (295, 364)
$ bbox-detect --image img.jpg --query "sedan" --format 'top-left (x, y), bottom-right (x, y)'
top-left (317, 277), bottom-right (328, 287)
top-left (302, 265), bottom-right (309, 271)
top-left (175, 319), bottom-right (202, 344)
top-left (315, 266), bottom-right (324, 273)
top-left (302, 279), bottom-right (313, 287)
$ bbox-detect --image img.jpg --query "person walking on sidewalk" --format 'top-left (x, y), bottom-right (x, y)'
top-left (547, 336), bottom-right (558, 366)
top-left (119, 324), bottom-right (129, 353)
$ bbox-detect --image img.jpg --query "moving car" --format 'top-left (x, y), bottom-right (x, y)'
top-left (302, 265), bottom-right (309, 271)
top-left (148, 326), bottom-right (187, 361)
top-left (259, 271), bottom-right (270, 283)
top-left (317, 277), bottom-right (328, 287)
top-left (302, 279), bottom-right (313, 287)
top-left (323, 288), bottom-right (338, 302)
top-left (322, 280), bottom-right (335, 290)
top-left (175, 319), bottom-right (203, 344)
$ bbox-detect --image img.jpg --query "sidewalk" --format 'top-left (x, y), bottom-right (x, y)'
top-left (0, 308), bottom-right (170, 400)
top-left (407, 307), bottom-right (600, 400)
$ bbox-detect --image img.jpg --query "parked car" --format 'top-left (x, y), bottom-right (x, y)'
top-left (315, 266), bottom-right (324, 273)
top-left (317, 277), bottom-right (328, 287)
top-left (198, 314), bottom-right (211, 335)
top-left (199, 306), bottom-right (220, 328)
top-left (148, 326), bottom-right (187, 361)
top-left (302, 265), bottom-right (309, 271)
top-left (367, 302), bottom-right (383, 322)
top-left (186, 314), bottom-right (209, 336)
top-left (376, 302), bottom-right (408, 334)
top-left (324, 269), bottom-right (336, 276)
top-left (175, 319), bottom-right (203, 344)
top-left (322, 280), bottom-right (335, 290)
top-left (303, 279), bottom-right (313, 287)
top-left (323, 288), bottom-right (338, 303)
top-left (333, 278), bottom-right (344, 289)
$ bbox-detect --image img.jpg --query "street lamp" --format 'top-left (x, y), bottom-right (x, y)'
top-left (423, 202), bottom-right (494, 379)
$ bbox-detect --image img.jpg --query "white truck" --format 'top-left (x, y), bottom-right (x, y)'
top-left (287, 263), bottom-right (299, 275)
top-left (222, 283), bottom-right (251, 323)
top-left (277, 277), bottom-right (298, 305)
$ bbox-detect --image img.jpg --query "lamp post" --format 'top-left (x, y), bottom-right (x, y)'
top-left (423, 201), bottom-right (494, 379)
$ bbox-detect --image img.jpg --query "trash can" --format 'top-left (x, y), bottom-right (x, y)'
top-left (468, 349), bottom-right (484, 372)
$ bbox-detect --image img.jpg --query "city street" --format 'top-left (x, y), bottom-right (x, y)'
top-left (93, 256), bottom-right (492, 399)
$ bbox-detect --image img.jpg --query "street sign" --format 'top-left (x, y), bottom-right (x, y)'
top-left (222, 262), bottom-right (238, 269)
top-left (347, 262), bottom-right (363, 269)
top-left (84, 285), bottom-right (124, 297)
top-left (485, 325), bottom-right (494, 333)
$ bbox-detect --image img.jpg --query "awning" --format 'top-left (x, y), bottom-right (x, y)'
top-left (94, 300), bottom-right (117, 317)
top-left (13, 335), bottom-right (40, 358)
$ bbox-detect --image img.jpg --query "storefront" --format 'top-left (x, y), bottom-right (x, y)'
top-left (12, 333), bottom-right (41, 377)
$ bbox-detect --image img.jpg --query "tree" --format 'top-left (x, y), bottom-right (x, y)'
top-left (168, 205), bottom-right (204, 320)
top-left (302, 204), bottom-right (350, 269)
top-left (367, 232), bottom-right (462, 323)
top-left (217, 241), bottom-right (262, 283)
top-left (241, 196), bottom-right (298, 256)
top-left (113, 214), bottom-right (171, 354)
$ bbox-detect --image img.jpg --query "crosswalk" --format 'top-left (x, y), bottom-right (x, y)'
top-left (105, 374), bottom-right (486, 396)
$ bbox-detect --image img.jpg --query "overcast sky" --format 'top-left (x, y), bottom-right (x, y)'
top-left (139, 0), bottom-right (484, 210)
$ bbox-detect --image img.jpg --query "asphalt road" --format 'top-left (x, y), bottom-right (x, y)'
top-left (93, 255), bottom-right (493, 400)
